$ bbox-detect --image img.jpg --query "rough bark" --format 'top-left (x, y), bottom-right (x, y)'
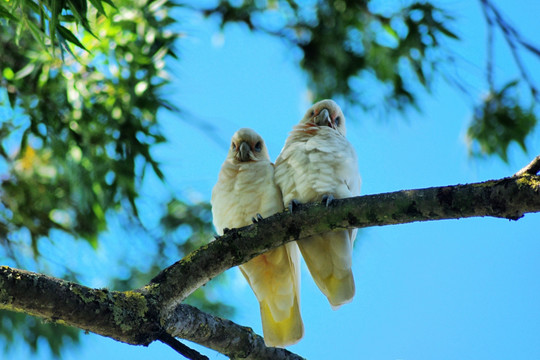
top-left (0, 266), bottom-right (161, 345)
top-left (1, 159), bottom-right (539, 359)
top-left (164, 304), bottom-right (305, 360)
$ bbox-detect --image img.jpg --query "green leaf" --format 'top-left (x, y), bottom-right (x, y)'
top-left (0, 3), bottom-right (19, 22)
top-left (2, 67), bottom-right (15, 80)
top-left (66, 0), bottom-right (95, 37)
top-left (88, 0), bottom-right (106, 15)
top-left (101, 0), bottom-right (116, 8)
top-left (23, 17), bottom-right (49, 52)
top-left (435, 22), bottom-right (459, 40)
top-left (383, 23), bottom-right (399, 40)
top-left (58, 14), bottom-right (77, 22)
top-left (48, 0), bottom-right (63, 45)
top-left (14, 63), bottom-right (36, 80)
top-left (467, 81), bottom-right (537, 161)
top-left (57, 24), bottom-right (88, 51)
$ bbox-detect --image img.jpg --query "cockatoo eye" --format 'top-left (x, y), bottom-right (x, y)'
top-left (310, 110), bottom-right (315, 116)
top-left (232, 142), bottom-right (237, 150)
top-left (334, 116), bottom-right (341, 127)
top-left (254, 141), bottom-right (262, 152)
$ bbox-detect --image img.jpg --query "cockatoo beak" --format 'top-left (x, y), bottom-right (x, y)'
top-left (238, 141), bottom-right (251, 161)
top-left (314, 108), bottom-right (334, 129)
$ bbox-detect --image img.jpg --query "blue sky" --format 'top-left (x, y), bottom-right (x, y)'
top-left (6, 0), bottom-right (540, 359)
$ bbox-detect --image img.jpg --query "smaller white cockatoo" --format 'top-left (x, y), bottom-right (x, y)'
top-left (211, 128), bottom-right (304, 347)
top-left (274, 100), bottom-right (361, 309)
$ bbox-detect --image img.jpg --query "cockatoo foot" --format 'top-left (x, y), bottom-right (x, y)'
top-left (322, 194), bottom-right (335, 207)
top-left (251, 213), bottom-right (264, 223)
top-left (288, 199), bottom-right (301, 213)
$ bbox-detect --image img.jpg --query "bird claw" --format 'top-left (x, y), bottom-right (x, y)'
top-left (322, 194), bottom-right (335, 207)
top-left (251, 213), bottom-right (264, 223)
top-left (288, 199), bottom-right (301, 213)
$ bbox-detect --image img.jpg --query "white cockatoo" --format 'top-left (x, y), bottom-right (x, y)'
top-left (274, 99), bottom-right (361, 309)
top-left (211, 128), bottom-right (304, 347)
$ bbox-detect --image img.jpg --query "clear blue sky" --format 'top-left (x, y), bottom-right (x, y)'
top-left (6, 0), bottom-right (540, 359)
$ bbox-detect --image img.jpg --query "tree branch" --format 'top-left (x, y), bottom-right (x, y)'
top-left (1, 161), bottom-right (540, 359)
top-left (157, 332), bottom-right (209, 360)
top-left (514, 155), bottom-right (540, 176)
top-left (0, 266), bottom-right (161, 345)
top-left (0, 266), bottom-right (304, 359)
top-left (146, 172), bottom-right (540, 311)
top-left (164, 304), bottom-right (305, 360)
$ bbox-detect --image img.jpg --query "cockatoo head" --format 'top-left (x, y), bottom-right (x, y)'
top-left (301, 99), bottom-right (347, 136)
top-left (228, 128), bottom-right (270, 163)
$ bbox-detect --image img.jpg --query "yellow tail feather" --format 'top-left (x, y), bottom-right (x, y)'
top-left (259, 297), bottom-right (304, 347)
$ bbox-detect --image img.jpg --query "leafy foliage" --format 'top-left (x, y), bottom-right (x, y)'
top-left (467, 81), bottom-right (537, 162)
top-left (202, 0), bottom-right (539, 158)
top-left (0, 0), bottom-right (114, 51)
top-left (0, 0), bottom-right (202, 355)
top-left (201, 0), bottom-right (459, 112)
top-left (466, 0), bottom-right (540, 161)
top-left (0, 0), bottom-right (176, 249)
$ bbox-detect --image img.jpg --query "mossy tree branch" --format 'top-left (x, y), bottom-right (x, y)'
top-left (146, 170), bottom-right (540, 311)
top-left (1, 157), bottom-right (540, 359)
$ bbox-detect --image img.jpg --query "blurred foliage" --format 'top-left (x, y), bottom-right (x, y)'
top-left (467, 80), bottom-right (537, 162)
top-left (200, 0), bottom-right (459, 112)
top-left (112, 199), bottom-right (234, 317)
top-left (200, 0), bottom-right (539, 159)
top-left (468, 0), bottom-right (540, 161)
top-left (0, 311), bottom-right (79, 357)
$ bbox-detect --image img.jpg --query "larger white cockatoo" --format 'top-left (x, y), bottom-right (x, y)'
top-left (274, 99), bottom-right (361, 309)
top-left (211, 128), bottom-right (304, 347)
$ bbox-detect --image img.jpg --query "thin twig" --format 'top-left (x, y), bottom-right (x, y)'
top-left (514, 155), bottom-right (540, 177)
top-left (480, 0), bottom-right (495, 92)
top-left (482, 0), bottom-right (540, 101)
top-left (158, 332), bottom-right (209, 360)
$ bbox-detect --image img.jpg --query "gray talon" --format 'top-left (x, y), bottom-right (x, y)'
top-left (252, 213), bottom-right (264, 223)
top-left (322, 194), bottom-right (335, 207)
top-left (288, 199), bottom-right (301, 213)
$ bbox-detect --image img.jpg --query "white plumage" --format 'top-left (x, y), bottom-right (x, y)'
top-left (275, 100), bottom-right (361, 309)
top-left (211, 128), bottom-right (304, 347)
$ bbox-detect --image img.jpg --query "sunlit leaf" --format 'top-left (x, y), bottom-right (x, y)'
top-left (2, 67), bottom-right (15, 80)
top-left (57, 24), bottom-right (88, 51)
top-left (88, 0), bottom-right (107, 15)
top-left (383, 23), bottom-right (399, 40)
